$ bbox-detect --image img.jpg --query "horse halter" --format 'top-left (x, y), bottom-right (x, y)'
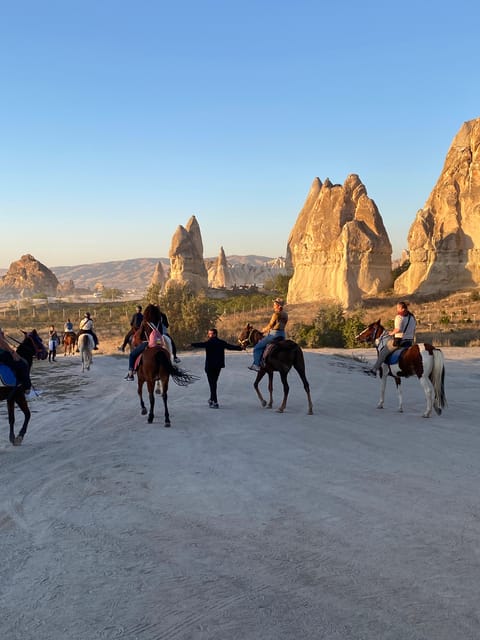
top-left (238, 328), bottom-right (254, 349)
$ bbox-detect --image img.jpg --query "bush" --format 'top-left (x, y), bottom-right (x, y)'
top-left (289, 304), bottom-right (365, 348)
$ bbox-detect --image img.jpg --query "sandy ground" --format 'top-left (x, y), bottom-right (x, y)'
top-left (1, 346), bottom-right (479, 640)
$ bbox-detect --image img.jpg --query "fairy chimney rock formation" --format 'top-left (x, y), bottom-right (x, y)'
top-left (395, 117), bottom-right (480, 295)
top-left (208, 247), bottom-right (234, 288)
top-left (166, 215), bottom-right (208, 294)
top-left (150, 261), bottom-right (166, 291)
top-left (286, 175), bottom-right (392, 308)
top-left (0, 254), bottom-right (59, 297)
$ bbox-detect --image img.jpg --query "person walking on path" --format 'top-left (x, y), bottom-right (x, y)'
top-left (48, 325), bottom-right (59, 362)
top-left (191, 328), bottom-right (244, 408)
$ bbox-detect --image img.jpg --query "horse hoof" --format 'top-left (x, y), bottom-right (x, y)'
top-left (13, 436), bottom-right (23, 446)
top-left (148, 416), bottom-right (154, 424)
top-left (308, 410), bottom-right (313, 415)
top-left (261, 401), bottom-right (267, 408)
top-left (276, 408), bottom-right (284, 413)
top-left (141, 408), bottom-right (147, 415)
top-left (164, 422), bottom-right (171, 428)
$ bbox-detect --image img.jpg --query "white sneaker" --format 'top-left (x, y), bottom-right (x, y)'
top-left (24, 389), bottom-right (42, 401)
top-left (248, 364), bottom-right (261, 372)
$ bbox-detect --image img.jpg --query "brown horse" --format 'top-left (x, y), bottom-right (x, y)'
top-left (63, 332), bottom-right (76, 356)
top-left (356, 320), bottom-right (447, 418)
top-left (238, 323), bottom-right (313, 414)
top-left (132, 304), bottom-right (197, 426)
top-left (0, 330), bottom-right (47, 445)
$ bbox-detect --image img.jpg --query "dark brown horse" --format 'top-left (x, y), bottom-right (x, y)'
top-left (238, 323), bottom-right (313, 414)
top-left (356, 320), bottom-right (447, 418)
top-left (63, 332), bottom-right (76, 356)
top-left (0, 330), bottom-right (47, 445)
top-left (132, 304), bottom-right (197, 426)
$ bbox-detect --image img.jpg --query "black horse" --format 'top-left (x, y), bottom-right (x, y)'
top-left (0, 330), bottom-right (47, 445)
top-left (238, 323), bottom-right (313, 414)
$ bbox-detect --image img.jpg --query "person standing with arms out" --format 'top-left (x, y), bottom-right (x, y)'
top-left (248, 298), bottom-right (288, 372)
top-left (191, 328), bottom-right (244, 408)
top-left (48, 325), bottom-right (59, 362)
top-left (365, 301), bottom-right (417, 376)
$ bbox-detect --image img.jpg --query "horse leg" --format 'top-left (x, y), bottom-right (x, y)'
top-left (14, 395), bottom-right (31, 445)
top-left (253, 370), bottom-right (268, 408)
top-left (277, 371), bottom-right (289, 413)
top-left (267, 372), bottom-right (274, 409)
top-left (294, 364), bottom-right (313, 415)
top-left (147, 379), bottom-right (155, 423)
top-left (160, 375), bottom-right (171, 428)
top-left (7, 397), bottom-right (16, 445)
top-left (419, 375), bottom-right (434, 418)
top-left (377, 366), bottom-right (388, 409)
top-left (138, 379), bottom-right (148, 416)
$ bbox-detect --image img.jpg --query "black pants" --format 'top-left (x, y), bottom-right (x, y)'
top-left (206, 366), bottom-right (221, 403)
top-left (0, 352), bottom-right (31, 389)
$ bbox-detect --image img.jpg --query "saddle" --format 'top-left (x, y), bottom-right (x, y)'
top-left (261, 338), bottom-right (287, 366)
top-left (385, 347), bottom-right (407, 366)
top-left (0, 364), bottom-right (17, 388)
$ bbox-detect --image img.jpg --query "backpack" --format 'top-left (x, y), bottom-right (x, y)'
top-left (147, 323), bottom-right (165, 348)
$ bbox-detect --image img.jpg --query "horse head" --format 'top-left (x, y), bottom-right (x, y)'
top-left (356, 319), bottom-right (385, 345)
top-left (18, 329), bottom-right (48, 362)
top-left (238, 323), bottom-right (255, 348)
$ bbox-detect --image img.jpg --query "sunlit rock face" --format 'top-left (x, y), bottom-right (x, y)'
top-left (286, 175), bottom-right (392, 308)
top-left (0, 254), bottom-right (59, 297)
top-left (208, 247), bottom-right (235, 289)
top-left (395, 118), bottom-right (480, 295)
top-left (150, 261), bottom-right (166, 291)
top-left (166, 215), bottom-right (208, 294)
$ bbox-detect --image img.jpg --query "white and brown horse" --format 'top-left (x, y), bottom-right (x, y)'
top-left (356, 320), bottom-right (447, 418)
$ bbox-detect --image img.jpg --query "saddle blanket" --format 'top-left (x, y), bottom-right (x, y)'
top-left (385, 348), bottom-right (406, 366)
top-left (0, 364), bottom-right (17, 387)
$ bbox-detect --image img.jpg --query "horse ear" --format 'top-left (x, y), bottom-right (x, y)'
top-left (377, 319), bottom-right (381, 324)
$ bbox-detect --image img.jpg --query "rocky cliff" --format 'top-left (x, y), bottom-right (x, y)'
top-left (0, 254), bottom-right (59, 297)
top-left (286, 175), bottom-right (392, 308)
top-left (165, 215), bottom-right (209, 294)
top-left (395, 117), bottom-right (480, 295)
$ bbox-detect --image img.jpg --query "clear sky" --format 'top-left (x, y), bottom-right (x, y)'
top-left (1, 0), bottom-right (479, 268)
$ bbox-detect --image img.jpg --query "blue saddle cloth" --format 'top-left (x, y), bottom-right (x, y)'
top-left (0, 364), bottom-right (17, 387)
top-left (385, 348), bottom-right (406, 366)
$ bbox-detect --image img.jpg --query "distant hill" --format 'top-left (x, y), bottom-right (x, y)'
top-left (47, 255), bottom-right (283, 292)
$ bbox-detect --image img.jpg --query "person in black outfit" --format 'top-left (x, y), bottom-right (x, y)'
top-left (119, 305), bottom-right (143, 352)
top-left (191, 328), bottom-right (244, 408)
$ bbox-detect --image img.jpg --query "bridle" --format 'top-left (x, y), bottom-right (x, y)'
top-left (238, 327), bottom-right (256, 349)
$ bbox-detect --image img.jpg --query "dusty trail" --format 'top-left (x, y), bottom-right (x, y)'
top-left (1, 348), bottom-right (479, 639)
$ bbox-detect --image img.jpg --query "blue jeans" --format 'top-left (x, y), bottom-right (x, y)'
top-left (129, 342), bottom-right (147, 370)
top-left (253, 330), bottom-right (285, 366)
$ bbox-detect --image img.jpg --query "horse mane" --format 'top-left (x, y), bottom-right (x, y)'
top-left (143, 304), bottom-right (162, 326)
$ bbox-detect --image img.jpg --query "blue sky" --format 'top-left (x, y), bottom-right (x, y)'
top-left (1, 0), bottom-right (479, 268)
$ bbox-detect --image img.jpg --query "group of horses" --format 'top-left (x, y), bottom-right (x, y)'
top-left (0, 310), bottom-right (448, 444)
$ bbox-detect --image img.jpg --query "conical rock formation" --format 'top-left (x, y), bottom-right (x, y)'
top-left (166, 215), bottom-right (208, 294)
top-left (395, 117), bottom-right (480, 295)
top-left (150, 261), bottom-right (166, 291)
top-left (208, 247), bottom-right (234, 288)
top-left (286, 175), bottom-right (392, 308)
top-left (0, 254), bottom-right (59, 297)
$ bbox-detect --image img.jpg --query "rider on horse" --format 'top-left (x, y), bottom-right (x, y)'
top-left (248, 298), bottom-right (288, 372)
top-left (365, 301), bottom-right (417, 377)
top-left (0, 327), bottom-right (38, 400)
top-left (77, 312), bottom-right (99, 350)
top-left (119, 305), bottom-right (143, 352)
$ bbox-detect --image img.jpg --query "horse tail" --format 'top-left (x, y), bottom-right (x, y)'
top-left (154, 349), bottom-right (199, 387)
top-left (430, 348), bottom-right (447, 415)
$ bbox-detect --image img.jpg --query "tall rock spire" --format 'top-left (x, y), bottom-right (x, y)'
top-left (166, 216), bottom-right (208, 294)
top-left (395, 117), bottom-right (480, 295)
top-left (286, 175), bottom-right (392, 308)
